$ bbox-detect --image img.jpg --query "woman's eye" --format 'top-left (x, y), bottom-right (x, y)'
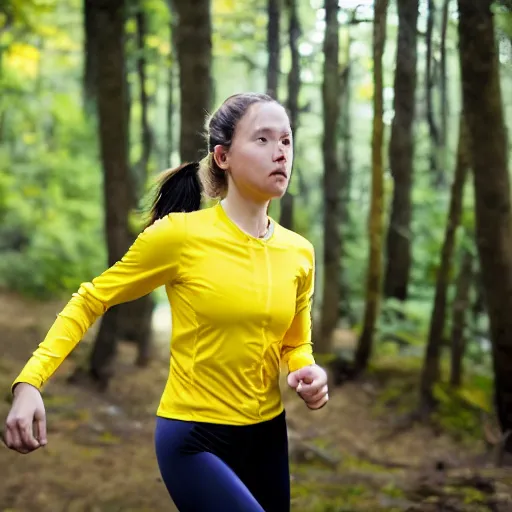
top-left (257, 137), bottom-right (267, 143)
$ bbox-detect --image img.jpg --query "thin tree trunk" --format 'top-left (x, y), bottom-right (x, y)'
top-left (87, 0), bottom-right (133, 389)
top-left (420, 114), bottom-right (469, 412)
top-left (439, 0), bottom-right (450, 172)
top-left (383, 0), bottom-right (418, 301)
top-left (266, 0), bottom-right (280, 100)
top-left (317, 0), bottom-right (341, 355)
top-left (116, 4), bottom-right (155, 368)
top-left (458, 0), bottom-right (512, 445)
top-left (166, 35), bottom-right (175, 168)
top-left (354, 0), bottom-right (389, 374)
top-left (134, 7), bottom-right (152, 183)
top-left (450, 248), bottom-right (473, 388)
top-left (169, 0), bottom-right (212, 162)
top-left (280, 0), bottom-right (300, 230)
top-left (426, 0), bottom-right (442, 187)
top-left (338, 33), bottom-right (353, 322)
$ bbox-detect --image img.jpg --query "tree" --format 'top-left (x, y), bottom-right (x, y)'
top-left (383, 0), bottom-right (418, 301)
top-left (266, 0), bottom-right (280, 100)
top-left (450, 247), bottom-right (474, 387)
top-left (316, 0), bottom-right (341, 355)
top-left (85, 0), bottom-right (134, 389)
top-left (354, 0), bottom-right (389, 374)
top-left (419, 114), bottom-right (470, 412)
top-left (279, 0), bottom-right (301, 230)
top-left (458, 0), bottom-right (512, 444)
top-left (169, 0), bottom-right (212, 162)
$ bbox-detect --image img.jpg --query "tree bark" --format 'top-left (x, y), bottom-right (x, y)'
top-left (316, 0), bottom-right (341, 355)
top-left (266, 0), bottom-right (280, 100)
top-left (439, 0), bottom-right (450, 172)
top-left (115, 4), bottom-right (155, 368)
top-left (134, 7), bottom-right (152, 185)
top-left (420, 114), bottom-right (469, 412)
top-left (354, 0), bottom-right (389, 374)
top-left (280, 0), bottom-right (300, 230)
top-left (338, 38), bottom-right (353, 323)
top-left (166, 27), bottom-right (176, 168)
top-left (450, 248), bottom-right (473, 388)
top-left (87, 0), bottom-right (133, 389)
top-left (169, 0), bottom-right (212, 162)
top-left (383, 0), bottom-right (418, 301)
top-left (426, 0), bottom-right (442, 187)
top-left (458, 0), bottom-right (512, 443)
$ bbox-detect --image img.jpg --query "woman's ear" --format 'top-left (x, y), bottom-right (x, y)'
top-left (213, 145), bottom-right (229, 170)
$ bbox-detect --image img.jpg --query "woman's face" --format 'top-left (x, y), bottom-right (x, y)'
top-left (215, 102), bottom-right (293, 202)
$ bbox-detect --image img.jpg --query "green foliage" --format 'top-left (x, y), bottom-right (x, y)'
top-left (432, 380), bottom-right (492, 443)
top-left (0, 56), bottom-right (104, 296)
top-left (0, 147), bottom-right (105, 297)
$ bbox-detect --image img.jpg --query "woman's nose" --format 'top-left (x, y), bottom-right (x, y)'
top-left (273, 143), bottom-right (287, 162)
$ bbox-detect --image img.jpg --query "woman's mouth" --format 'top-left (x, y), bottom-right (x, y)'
top-left (269, 169), bottom-right (287, 179)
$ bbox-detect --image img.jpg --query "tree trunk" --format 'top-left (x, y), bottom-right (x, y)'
top-left (116, 5), bottom-right (155, 368)
top-left (338, 38), bottom-right (353, 323)
top-left (354, 0), bottom-right (389, 374)
top-left (458, 0), bottom-right (512, 444)
top-left (266, 0), bottom-right (280, 100)
top-left (450, 248), bottom-right (473, 388)
top-left (383, 0), bottom-right (418, 301)
top-left (134, 7), bottom-right (152, 185)
top-left (280, 0), bottom-right (300, 230)
top-left (420, 114), bottom-right (469, 412)
top-left (426, 0), bottom-right (443, 187)
top-left (170, 0), bottom-right (212, 162)
top-left (317, 0), bottom-right (341, 355)
top-left (439, 0), bottom-right (450, 172)
top-left (87, 0), bottom-right (133, 389)
top-left (166, 28), bottom-right (176, 168)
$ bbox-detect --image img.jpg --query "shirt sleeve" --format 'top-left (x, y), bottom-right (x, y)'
top-left (281, 243), bottom-right (316, 373)
top-left (12, 213), bottom-right (186, 392)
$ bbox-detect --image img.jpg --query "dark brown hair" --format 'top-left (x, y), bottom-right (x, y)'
top-left (147, 92), bottom-right (279, 225)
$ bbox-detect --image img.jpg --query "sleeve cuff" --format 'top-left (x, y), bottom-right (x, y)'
top-left (287, 352), bottom-right (315, 373)
top-left (11, 375), bottom-right (43, 395)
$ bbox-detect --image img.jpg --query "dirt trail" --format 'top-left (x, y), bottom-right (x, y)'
top-left (0, 291), bottom-right (507, 511)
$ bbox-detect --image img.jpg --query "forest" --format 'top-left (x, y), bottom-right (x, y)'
top-left (2, 0), bottom-right (512, 510)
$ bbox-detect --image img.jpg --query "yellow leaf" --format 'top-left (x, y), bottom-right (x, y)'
top-left (22, 132), bottom-right (37, 145)
top-left (38, 24), bottom-right (59, 38)
top-left (146, 34), bottom-right (170, 55)
top-left (213, 0), bottom-right (237, 15)
top-left (6, 42), bottom-right (40, 78)
top-left (457, 387), bottom-right (492, 414)
top-left (22, 185), bottom-right (40, 198)
top-left (356, 82), bottom-right (374, 101)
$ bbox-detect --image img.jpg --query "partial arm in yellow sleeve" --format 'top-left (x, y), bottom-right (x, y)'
top-left (281, 244), bottom-right (316, 373)
top-left (12, 214), bottom-right (186, 392)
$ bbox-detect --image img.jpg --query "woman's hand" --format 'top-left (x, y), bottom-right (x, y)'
top-left (287, 364), bottom-right (329, 410)
top-left (3, 383), bottom-right (47, 454)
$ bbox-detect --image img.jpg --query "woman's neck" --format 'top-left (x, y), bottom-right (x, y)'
top-left (221, 187), bottom-right (270, 239)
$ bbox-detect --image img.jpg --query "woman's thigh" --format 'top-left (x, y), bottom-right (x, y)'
top-left (233, 414), bottom-right (291, 512)
top-left (154, 417), bottom-right (265, 512)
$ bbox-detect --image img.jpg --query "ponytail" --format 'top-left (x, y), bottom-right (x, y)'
top-left (146, 162), bottom-right (202, 227)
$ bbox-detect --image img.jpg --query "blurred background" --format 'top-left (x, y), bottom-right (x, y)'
top-left (2, 0), bottom-right (512, 510)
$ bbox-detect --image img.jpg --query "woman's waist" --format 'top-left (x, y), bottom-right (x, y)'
top-left (158, 363), bottom-right (284, 424)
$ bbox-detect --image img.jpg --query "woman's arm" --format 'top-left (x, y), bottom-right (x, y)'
top-left (11, 213), bottom-right (186, 392)
top-left (281, 244), bottom-right (316, 372)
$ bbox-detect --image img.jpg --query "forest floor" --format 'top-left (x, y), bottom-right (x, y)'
top-left (1, 290), bottom-right (512, 512)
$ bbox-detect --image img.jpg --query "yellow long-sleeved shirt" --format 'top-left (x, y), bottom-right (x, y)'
top-left (12, 203), bottom-right (316, 425)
